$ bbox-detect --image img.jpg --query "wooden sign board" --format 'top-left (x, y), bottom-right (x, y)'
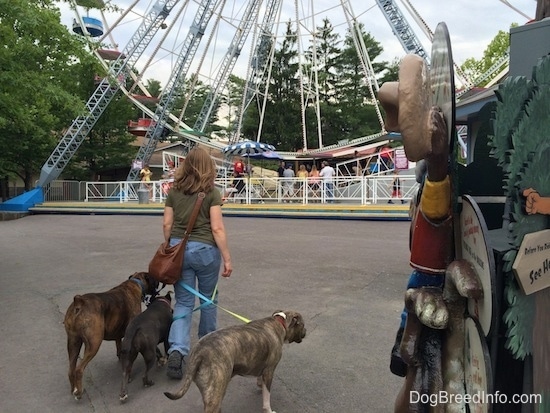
top-left (460, 195), bottom-right (497, 337)
top-left (464, 316), bottom-right (493, 413)
top-left (512, 229), bottom-right (550, 295)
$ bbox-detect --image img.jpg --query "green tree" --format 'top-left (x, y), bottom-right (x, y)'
top-left (145, 79), bottom-right (162, 97)
top-left (331, 23), bottom-right (387, 142)
top-left (220, 74), bottom-right (247, 142)
top-left (183, 76), bottom-right (221, 135)
top-left (460, 28), bottom-right (514, 87)
top-left (307, 18), bottom-right (342, 103)
top-left (63, 61), bottom-right (138, 181)
top-left (0, 0), bottom-right (96, 190)
top-left (378, 58), bottom-right (400, 85)
top-left (241, 21), bottom-right (302, 151)
top-left (230, 19), bottom-right (396, 152)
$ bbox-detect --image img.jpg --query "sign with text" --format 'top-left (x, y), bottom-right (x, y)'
top-left (512, 229), bottom-right (550, 295)
top-left (464, 316), bottom-right (492, 413)
top-left (460, 195), bottom-right (496, 337)
top-left (394, 148), bottom-right (409, 169)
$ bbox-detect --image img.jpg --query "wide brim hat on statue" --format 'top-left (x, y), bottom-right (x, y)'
top-left (377, 54), bottom-right (432, 162)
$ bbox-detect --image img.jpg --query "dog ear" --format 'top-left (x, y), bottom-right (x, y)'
top-left (272, 310), bottom-right (284, 317)
top-left (143, 272), bottom-right (160, 289)
top-left (289, 313), bottom-right (302, 328)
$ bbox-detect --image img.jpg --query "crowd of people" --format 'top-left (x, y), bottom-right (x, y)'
top-left (152, 151), bottom-right (401, 205)
top-left (274, 160), bottom-right (338, 203)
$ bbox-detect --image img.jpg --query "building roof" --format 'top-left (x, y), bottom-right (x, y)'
top-left (306, 140), bottom-right (390, 159)
top-left (456, 85), bottom-right (499, 123)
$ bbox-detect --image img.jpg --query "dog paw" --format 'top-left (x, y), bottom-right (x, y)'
top-left (158, 356), bottom-right (168, 366)
top-left (143, 378), bottom-right (154, 387)
top-left (119, 393), bottom-right (128, 403)
top-left (72, 388), bottom-right (82, 400)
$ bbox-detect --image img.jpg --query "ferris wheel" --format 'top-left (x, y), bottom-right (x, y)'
top-left (40, 0), bottom-right (389, 186)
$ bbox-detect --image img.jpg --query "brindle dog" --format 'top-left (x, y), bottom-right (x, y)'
top-left (164, 310), bottom-right (306, 413)
top-left (64, 271), bottom-right (158, 400)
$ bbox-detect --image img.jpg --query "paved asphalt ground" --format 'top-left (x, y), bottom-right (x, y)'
top-left (0, 214), bottom-right (411, 413)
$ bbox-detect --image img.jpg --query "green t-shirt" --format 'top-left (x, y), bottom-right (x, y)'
top-left (165, 188), bottom-right (223, 246)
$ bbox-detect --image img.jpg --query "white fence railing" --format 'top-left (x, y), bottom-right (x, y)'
top-left (45, 175), bottom-right (418, 205)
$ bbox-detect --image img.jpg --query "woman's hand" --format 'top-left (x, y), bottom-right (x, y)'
top-left (221, 260), bottom-right (232, 278)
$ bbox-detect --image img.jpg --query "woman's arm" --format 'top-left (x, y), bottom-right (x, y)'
top-left (210, 205), bottom-right (233, 277)
top-left (162, 206), bottom-right (174, 242)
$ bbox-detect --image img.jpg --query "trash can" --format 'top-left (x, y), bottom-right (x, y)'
top-left (137, 188), bottom-right (149, 204)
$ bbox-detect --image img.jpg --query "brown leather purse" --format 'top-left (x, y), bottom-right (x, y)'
top-left (148, 192), bottom-right (205, 284)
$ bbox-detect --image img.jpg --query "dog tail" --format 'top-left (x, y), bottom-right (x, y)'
top-left (120, 320), bottom-right (140, 355)
top-left (163, 356), bottom-right (201, 400)
top-left (164, 376), bottom-right (193, 400)
top-left (71, 295), bottom-right (84, 313)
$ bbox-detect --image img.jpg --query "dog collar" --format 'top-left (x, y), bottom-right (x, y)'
top-left (273, 312), bottom-right (287, 330)
top-left (130, 277), bottom-right (145, 296)
top-left (155, 296), bottom-right (172, 309)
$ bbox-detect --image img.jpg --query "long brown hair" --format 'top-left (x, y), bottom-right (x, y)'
top-left (173, 147), bottom-right (216, 194)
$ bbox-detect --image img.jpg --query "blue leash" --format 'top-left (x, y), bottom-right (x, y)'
top-left (172, 281), bottom-right (250, 323)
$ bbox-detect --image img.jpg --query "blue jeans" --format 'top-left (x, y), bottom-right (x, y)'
top-left (167, 239), bottom-right (221, 356)
top-left (323, 182), bottom-right (334, 202)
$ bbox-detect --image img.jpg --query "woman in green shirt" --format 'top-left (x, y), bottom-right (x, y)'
top-left (163, 147), bottom-right (233, 379)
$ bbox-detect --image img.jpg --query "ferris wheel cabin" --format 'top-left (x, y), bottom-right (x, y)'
top-left (72, 17), bottom-right (104, 38)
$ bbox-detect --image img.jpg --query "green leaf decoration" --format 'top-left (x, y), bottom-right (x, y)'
top-left (492, 55), bottom-right (550, 361)
top-left (517, 145), bottom-right (550, 196)
top-left (507, 87), bottom-right (550, 194)
top-left (489, 77), bottom-right (534, 166)
top-left (502, 249), bottom-right (517, 273)
top-left (503, 273), bottom-right (534, 359)
top-left (532, 55), bottom-right (550, 86)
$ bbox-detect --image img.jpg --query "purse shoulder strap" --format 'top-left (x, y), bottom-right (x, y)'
top-left (182, 192), bottom-right (205, 241)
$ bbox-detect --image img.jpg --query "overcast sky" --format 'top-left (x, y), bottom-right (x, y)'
top-left (59, 0), bottom-right (535, 84)
top-left (370, 0), bottom-right (535, 63)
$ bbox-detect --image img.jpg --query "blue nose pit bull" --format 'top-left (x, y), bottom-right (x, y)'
top-left (119, 291), bottom-right (173, 402)
top-left (164, 310), bottom-right (306, 413)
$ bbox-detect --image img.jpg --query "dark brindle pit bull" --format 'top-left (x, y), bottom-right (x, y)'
top-left (63, 271), bottom-right (158, 400)
top-left (119, 291), bottom-right (173, 402)
top-left (164, 310), bottom-right (306, 413)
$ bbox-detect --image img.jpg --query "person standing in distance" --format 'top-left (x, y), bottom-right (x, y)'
top-left (233, 157), bottom-right (245, 178)
top-left (163, 147), bottom-right (233, 379)
top-left (140, 164), bottom-right (153, 199)
top-left (277, 160), bottom-right (285, 177)
top-left (319, 160), bottom-right (336, 203)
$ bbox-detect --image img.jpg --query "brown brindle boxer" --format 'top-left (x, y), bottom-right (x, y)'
top-left (63, 271), bottom-right (158, 400)
top-left (164, 310), bottom-right (306, 413)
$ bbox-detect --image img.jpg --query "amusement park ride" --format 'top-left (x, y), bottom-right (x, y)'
top-left (2, 0), bottom-right (530, 211)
